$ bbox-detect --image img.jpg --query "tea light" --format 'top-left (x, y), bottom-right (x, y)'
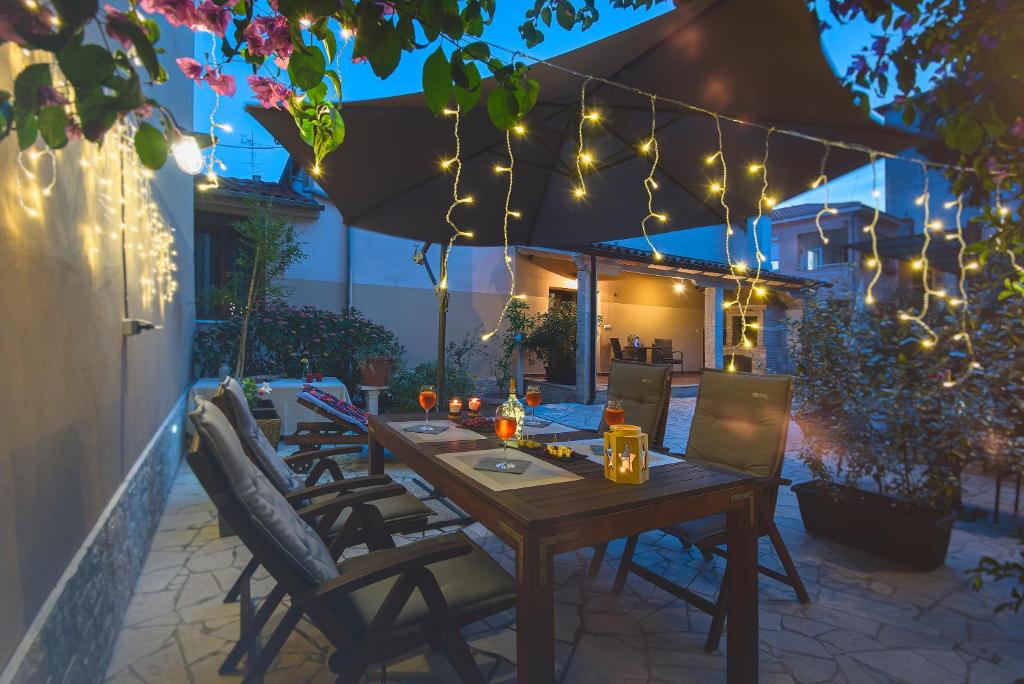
top-left (448, 397), bottom-right (463, 420)
top-left (467, 396), bottom-right (482, 417)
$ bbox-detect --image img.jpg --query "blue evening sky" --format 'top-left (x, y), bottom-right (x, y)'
top-left (193, 2), bottom-right (883, 192)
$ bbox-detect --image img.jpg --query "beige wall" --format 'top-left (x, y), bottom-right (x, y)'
top-left (0, 39), bottom-right (194, 669)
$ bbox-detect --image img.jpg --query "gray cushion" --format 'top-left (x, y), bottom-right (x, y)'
top-left (316, 492), bottom-right (433, 534)
top-left (334, 533), bottom-right (515, 639)
top-left (600, 360), bottom-right (672, 443)
top-left (190, 397), bottom-right (339, 585)
top-left (667, 513), bottom-right (726, 544)
top-left (684, 370), bottom-right (793, 478)
top-left (219, 378), bottom-right (307, 497)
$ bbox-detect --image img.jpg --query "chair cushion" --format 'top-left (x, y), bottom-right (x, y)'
top-left (317, 492), bottom-right (432, 534)
top-left (299, 385), bottom-right (368, 432)
top-left (219, 378), bottom-right (308, 499)
top-left (333, 533), bottom-right (515, 639)
top-left (601, 360), bottom-right (672, 443)
top-left (684, 370), bottom-right (793, 478)
top-left (190, 397), bottom-right (339, 585)
top-left (666, 513), bottom-right (726, 545)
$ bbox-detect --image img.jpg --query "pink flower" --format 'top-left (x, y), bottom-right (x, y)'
top-left (103, 4), bottom-right (133, 49)
top-left (176, 57), bottom-right (204, 81)
top-left (37, 85), bottom-right (69, 107)
top-left (194, 0), bottom-right (230, 36)
top-left (139, 0), bottom-right (197, 29)
top-left (204, 69), bottom-right (236, 97)
top-left (65, 121), bottom-right (83, 141)
top-left (378, 1), bottom-right (396, 16)
top-left (246, 75), bottom-right (292, 109)
top-left (135, 102), bottom-right (154, 118)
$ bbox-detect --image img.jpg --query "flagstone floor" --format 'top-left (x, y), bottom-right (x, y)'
top-left (103, 400), bottom-right (1024, 684)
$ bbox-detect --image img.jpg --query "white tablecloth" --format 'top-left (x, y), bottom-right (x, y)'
top-left (189, 377), bottom-right (351, 438)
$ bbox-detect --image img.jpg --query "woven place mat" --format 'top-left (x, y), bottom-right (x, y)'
top-left (435, 448), bottom-right (583, 491)
top-left (556, 438), bottom-right (683, 468)
top-left (392, 420), bottom-right (488, 443)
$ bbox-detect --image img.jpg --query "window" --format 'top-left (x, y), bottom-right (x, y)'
top-left (770, 239), bottom-right (780, 271)
top-left (799, 227), bottom-right (847, 270)
top-left (549, 288), bottom-right (575, 309)
top-left (194, 220), bottom-right (240, 319)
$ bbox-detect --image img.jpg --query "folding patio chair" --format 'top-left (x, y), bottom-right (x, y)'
top-left (604, 369), bottom-right (809, 651)
top-left (652, 338), bottom-right (684, 375)
top-left (587, 359), bottom-right (672, 575)
top-left (212, 381), bottom-right (433, 675)
top-left (188, 398), bottom-right (517, 684)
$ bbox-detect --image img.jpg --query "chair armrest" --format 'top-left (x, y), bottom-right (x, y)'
top-left (285, 475), bottom-right (394, 503)
top-left (284, 446), bottom-right (364, 467)
top-left (294, 483), bottom-right (407, 522)
top-left (299, 534), bottom-right (474, 601)
top-left (295, 420), bottom-right (343, 433)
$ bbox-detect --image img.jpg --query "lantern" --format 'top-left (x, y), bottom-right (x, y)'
top-left (448, 397), bottom-right (463, 420)
top-left (467, 396), bottom-right (482, 417)
top-left (602, 424), bottom-right (649, 484)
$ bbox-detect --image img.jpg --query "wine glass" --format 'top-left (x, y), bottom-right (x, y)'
top-left (493, 404), bottom-right (519, 470)
top-left (418, 385), bottom-right (437, 432)
top-left (605, 399), bottom-right (625, 426)
top-left (524, 384), bottom-right (542, 427)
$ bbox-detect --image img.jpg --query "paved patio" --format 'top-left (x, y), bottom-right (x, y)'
top-left (104, 400), bottom-right (1024, 684)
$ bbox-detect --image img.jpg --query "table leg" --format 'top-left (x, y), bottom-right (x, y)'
top-left (368, 425), bottom-right (385, 475)
top-left (515, 537), bottom-right (555, 683)
top-left (726, 497), bottom-right (758, 683)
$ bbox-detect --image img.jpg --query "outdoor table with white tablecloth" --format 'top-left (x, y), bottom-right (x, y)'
top-left (189, 377), bottom-right (351, 438)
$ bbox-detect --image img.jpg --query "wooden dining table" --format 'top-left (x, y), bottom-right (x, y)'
top-left (367, 413), bottom-right (761, 684)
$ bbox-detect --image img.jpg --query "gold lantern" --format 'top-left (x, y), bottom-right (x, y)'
top-left (602, 424), bottom-right (649, 484)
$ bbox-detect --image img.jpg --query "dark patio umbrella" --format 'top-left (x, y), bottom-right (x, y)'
top-left (249, 0), bottom-right (922, 400)
top-left (249, 0), bottom-right (921, 248)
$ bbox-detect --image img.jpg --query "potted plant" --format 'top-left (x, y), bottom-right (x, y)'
top-left (241, 377), bottom-right (281, 446)
top-left (524, 301), bottom-right (579, 385)
top-left (354, 334), bottom-right (403, 388)
top-left (788, 296), bottom-right (984, 572)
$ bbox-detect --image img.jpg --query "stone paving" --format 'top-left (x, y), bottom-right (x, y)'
top-left (104, 400), bottom-right (1024, 684)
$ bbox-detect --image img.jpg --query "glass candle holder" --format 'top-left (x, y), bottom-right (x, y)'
top-left (448, 397), bottom-right (463, 420)
top-left (467, 396), bottom-right (482, 417)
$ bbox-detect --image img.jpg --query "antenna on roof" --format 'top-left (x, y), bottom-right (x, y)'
top-left (240, 134), bottom-right (260, 179)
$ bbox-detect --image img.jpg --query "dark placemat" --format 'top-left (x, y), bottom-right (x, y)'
top-left (522, 416), bottom-right (552, 428)
top-left (473, 457), bottom-right (531, 474)
top-left (402, 424), bottom-right (450, 435)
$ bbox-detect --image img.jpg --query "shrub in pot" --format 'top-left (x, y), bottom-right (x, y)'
top-left (524, 302), bottom-right (578, 385)
top-left (354, 335), bottom-right (404, 387)
top-left (790, 296), bottom-right (995, 571)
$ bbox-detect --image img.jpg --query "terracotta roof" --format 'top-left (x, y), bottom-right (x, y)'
top-left (195, 175), bottom-right (324, 210)
top-left (580, 243), bottom-right (829, 289)
top-left (769, 202), bottom-right (865, 222)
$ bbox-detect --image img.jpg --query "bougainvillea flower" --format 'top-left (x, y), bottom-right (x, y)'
top-left (194, 0), bottom-right (230, 36)
top-left (176, 57), bottom-right (204, 82)
top-left (247, 76), bottom-right (292, 109)
top-left (204, 70), bottom-right (236, 97)
top-left (139, 0), bottom-right (197, 29)
top-left (37, 86), bottom-right (69, 107)
top-left (65, 121), bottom-right (84, 141)
top-left (102, 4), bottom-right (134, 49)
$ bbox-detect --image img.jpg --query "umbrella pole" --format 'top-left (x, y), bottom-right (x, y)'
top-left (436, 288), bottom-right (448, 402)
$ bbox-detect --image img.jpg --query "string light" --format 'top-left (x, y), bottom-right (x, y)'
top-left (637, 95), bottom-right (664, 259)
top-left (573, 78), bottom-right (592, 200)
top-left (482, 130), bottom-right (518, 342)
top-left (941, 194), bottom-right (979, 387)
top-left (733, 128), bottom-right (773, 369)
top-left (439, 106), bottom-right (473, 294)
top-left (897, 164), bottom-right (940, 348)
top-left (862, 154), bottom-right (883, 306)
top-left (811, 145), bottom-right (836, 246)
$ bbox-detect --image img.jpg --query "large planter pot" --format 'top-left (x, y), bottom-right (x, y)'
top-left (793, 480), bottom-right (957, 572)
top-left (360, 356), bottom-right (395, 387)
top-left (544, 359), bottom-right (576, 385)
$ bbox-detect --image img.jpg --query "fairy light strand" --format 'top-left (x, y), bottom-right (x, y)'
top-left (735, 128), bottom-right (774, 355)
top-left (439, 106), bottom-right (474, 293)
top-left (638, 95), bottom-right (664, 259)
top-left (811, 145), bottom-right (838, 247)
top-left (898, 164), bottom-right (940, 347)
top-left (482, 130), bottom-right (521, 342)
top-left (574, 77), bottom-right (593, 199)
top-left (862, 154), bottom-right (883, 305)
top-left (942, 194), bottom-right (979, 387)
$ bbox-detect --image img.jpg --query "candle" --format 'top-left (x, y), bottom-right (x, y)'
top-left (467, 396), bottom-right (482, 416)
top-left (448, 397), bottom-right (463, 419)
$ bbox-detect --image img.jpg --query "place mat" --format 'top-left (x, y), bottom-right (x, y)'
top-left (522, 416), bottom-right (552, 428)
top-left (392, 420), bottom-right (488, 443)
top-left (521, 420), bottom-right (576, 436)
top-left (556, 438), bottom-right (682, 468)
top-left (436, 448), bottom-right (583, 491)
top-left (473, 457), bottom-right (531, 474)
top-left (402, 424), bottom-right (449, 435)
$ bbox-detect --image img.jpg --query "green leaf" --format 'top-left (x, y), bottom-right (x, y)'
top-left (556, 0), bottom-right (576, 30)
top-left (288, 45), bottom-right (326, 91)
top-left (14, 63), bottom-right (51, 112)
top-left (422, 47), bottom-right (451, 116)
top-left (109, 18), bottom-right (163, 82)
top-left (541, 6), bottom-right (552, 26)
top-left (78, 90), bottom-right (118, 141)
top-left (370, 22), bottom-right (402, 79)
top-left (15, 110), bottom-right (38, 150)
top-left (134, 122), bottom-right (168, 170)
top-left (454, 63), bottom-right (482, 112)
top-left (37, 105), bottom-right (69, 149)
top-left (464, 41), bottom-right (490, 61)
top-left (57, 44), bottom-right (115, 92)
top-left (516, 77), bottom-right (540, 116)
top-left (487, 86), bottom-right (520, 130)
top-left (276, 0), bottom-right (338, 19)
top-left (325, 70), bottom-right (343, 100)
top-left (321, 28), bottom-right (337, 63)
top-left (450, 51), bottom-right (471, 88)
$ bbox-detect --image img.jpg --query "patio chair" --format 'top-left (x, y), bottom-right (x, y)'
top-left (188, 398), bottom-right (517, 684)
top-left (285, 383), bottom-right (475, 530)
top-left (605, 369), bottom-right (808, 652)
top-left (651, 338), bottom-right (684, 374)
top-left (610, 337), bottom-right (625, 361)
top-left (587, 360), bottom-right (672, 575)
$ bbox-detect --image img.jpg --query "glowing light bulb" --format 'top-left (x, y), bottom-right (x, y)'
top-left (216, 122), bottom-right (233, 133)
top-left (299, 16), bottom-right (311, 28)
top-left (735, 261), bottom-right (748, 272)
top-left (481, 331), bottom-right (495, 341)
top-left (920, 338), bottom-right (934, 348)
top-left (494, 165), bottom-right (510, 173)
top-left (866, 258), bottom-right (877, 268)
top-left (943, 200), bottom-right (957, 209)
top-left (579, 152), bottom-right (594, 165)
top-left (673, 281), bottom-right (685, 293)
top-left (514, 294), bottom-right (527, 300)
top-left (441, 158), bottom-right (455, 169)
top-left (709, 182), bottom-right (722, 193)
top-left (998, 206), bottom-right (1009, 217)
top-left (573, 187), bottom-right (586, 199)
top-left (705, 152), bottom-right (719, 165)
top-left (928, 220), bottom-right (943, 230)
top-left (340, 27), bottom-right (353, 39)
top-left (965, 261), bottom-right (980, 270)
top-left (655, 212), bottom-right (668, 223)
top-left (912, 259), bottom-right (924, 270)
top-left (827, 208), bottom-right (839, 215)
top-left (915, 195), bottom-right (926, 206)
top-left (650, 180), bottom-right (659, 189)
top-left (948, 298), bottom-right (963, 306)
top-left (507, 210), bottom-right (521, 218)
top-left (764, 196), bottom-right (777, 208)
top-left (442, 108), bottom-right (458, 116)
top-left (513, 124), bottom-right (526, 135)
top-left (872, 189), bottom-right (880, 198)
top-left (640, 140), bottom-right (652, 153)
top-left (585, 111), bottom-right (601, 122)
top-left (171, 136), bottom-right (204, 175)
top-left (864, 294), bottom-right (875, 305)
top-left (311, 164), bottom-right (321, 176)
top-left (460, 196), bottom-right (474, 204)
top-left (754, 286), bottom-right (766, 296)
top-left (748, 163), bottom-right (761, 173)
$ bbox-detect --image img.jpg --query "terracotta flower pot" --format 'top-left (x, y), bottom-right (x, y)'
top-left (315, 371), bottom-right (324, 382)
top-left (359, 356), bottom-right (394, 387)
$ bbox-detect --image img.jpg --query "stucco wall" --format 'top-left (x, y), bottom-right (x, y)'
top-left (0, 35), bottom-right (195, 673)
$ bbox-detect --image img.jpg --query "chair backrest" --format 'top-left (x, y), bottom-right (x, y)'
top-left (600, 359), bottom-right (672, 444)
top-left (609, 337), bottom-right (624, 360)
top-left (296, 385), bottom-right (369, 434)
top-left (684, 369), bottom-right (793, 481)
top-left (188, 398), bottom-right (340, 593)
top-left (653, 338), bottom-right (672, 353)
top-left (213, 378), bottom-right (309, 502)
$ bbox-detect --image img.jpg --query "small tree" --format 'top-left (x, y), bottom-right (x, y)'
top-left (227, 201), bottom-right (306, 378)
